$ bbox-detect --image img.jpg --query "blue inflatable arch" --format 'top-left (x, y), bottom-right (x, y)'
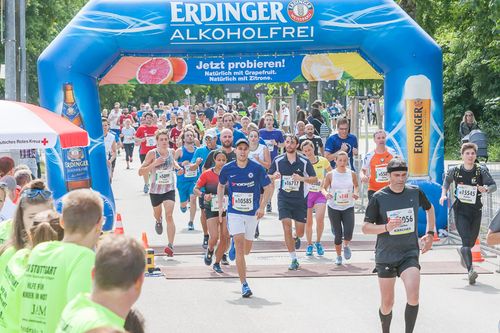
top-left (39, 0), bottom-right (445, 232)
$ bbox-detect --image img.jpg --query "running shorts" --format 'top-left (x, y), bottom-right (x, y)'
top-left (140, 153), bottom-right (147, 164)
top-left (149, 190), bottom-right (176, 207)
top-left (278, 197), bottom-right (307, 223)
top-left (177, 180), bottom-right (196, 203)
top-left (373, 256), bottom-right (420, 278)
top-left (307, 191), bottom-right (327, 208)
top-left (227, 213), bottom-right (258, 241)
top-left (205, 208), bottom-right (227, 220)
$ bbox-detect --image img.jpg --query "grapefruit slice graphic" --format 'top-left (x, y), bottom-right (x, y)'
top-left (169, 57), bottom-right (188, 83)
top-left (136, 58), bottom-right (173, 84)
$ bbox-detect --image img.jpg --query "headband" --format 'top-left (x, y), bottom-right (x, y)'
top-left (387, 165), bottom-right (408, 173)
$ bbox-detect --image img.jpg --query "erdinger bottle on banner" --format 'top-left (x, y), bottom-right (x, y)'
top-left (404, 75), bottom-right (431, 179)
top-left (61, 83), bottom-right (92, 190)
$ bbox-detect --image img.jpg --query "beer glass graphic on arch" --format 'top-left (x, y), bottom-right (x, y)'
top-left (404, 75), bottom-right (431, 178)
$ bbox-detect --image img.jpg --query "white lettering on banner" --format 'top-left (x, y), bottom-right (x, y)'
top-left (195, 59), bottom-right (286, 71)
top-left (171, 2), bottom-right (287, 24)
top-left (170, 26), bottom-right (314, 43)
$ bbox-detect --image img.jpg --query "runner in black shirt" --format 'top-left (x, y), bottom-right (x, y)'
top-left (363, 158), bottom-right (435, 333)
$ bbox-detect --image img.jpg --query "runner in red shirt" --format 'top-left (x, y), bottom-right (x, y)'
top-left (169, 116), bottom-right (184, 150)
top-left (135, 112), bottom-right (158, 193)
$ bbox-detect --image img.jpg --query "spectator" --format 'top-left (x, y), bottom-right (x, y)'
top-left (459, 110), bottom-right (480, 139)
top-left (204, 102), bottom-right (215, 121)
top-left (15, 169), bottom-right (32, 188)
top-left (0, 156), bottom-right (15, 178)
top-left (280, 101), bottom-right (291, 133)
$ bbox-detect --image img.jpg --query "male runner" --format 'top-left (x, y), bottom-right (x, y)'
top-left (204, 129), bottom-right (235, 169)
top-left (361, 130), bottom-right (397, 201)
top-left (169, 116), bottom-right (183, 150)
top-left (362, 158), bottom-right (435, 333)
top-left (135, 112), bottom-right (158, 193)
top-left (269, 135), bottom-right (317, 270)
top-left (216, 113), bottom-right (247, 146)
top-left (218, 138), bottom-right (273, 297)
top-left (175, 130), bottom-right (199, 231)
top-left (324, 118), bottom-right (358, 170)
top-left (139, 129), bottom-right (180, 256)
top-left (259, 113), bottom-right (285, 212)
top-left (299, 123), bottom-right (324, 156)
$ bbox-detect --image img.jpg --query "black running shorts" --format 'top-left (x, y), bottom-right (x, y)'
top-left (149, 190), bottom-right (175, 207)
top-left (373, 256), bottom-right (420, 278)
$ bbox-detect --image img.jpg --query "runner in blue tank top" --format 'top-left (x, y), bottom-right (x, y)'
top-left (174, 129), bottom-right (199, 231)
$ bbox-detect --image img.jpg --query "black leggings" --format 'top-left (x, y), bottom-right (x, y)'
top-left (328, 206), bottom-right (354, 245)
top-left (454, 203), bottom-right (482, 248)
top-left (123, 143), bottom-right (134, 162)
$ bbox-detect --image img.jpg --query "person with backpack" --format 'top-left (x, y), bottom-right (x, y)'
top-left (439, 142), bottom-right (496, 285)
top-left (307, 107), bottom-right (331, 145)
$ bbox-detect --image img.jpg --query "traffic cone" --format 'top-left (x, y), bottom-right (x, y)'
top-left (471, 238), bottom-right (484, 262)
top-left (114, 214), bottom-right (124, 235)
top-left (141, 232), bottom-right (150, 249)
top-left (433, 225), bottom-right (441, 242)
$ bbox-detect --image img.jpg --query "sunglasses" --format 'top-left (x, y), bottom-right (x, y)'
top-left (21, 189), bottom-right (52, 200)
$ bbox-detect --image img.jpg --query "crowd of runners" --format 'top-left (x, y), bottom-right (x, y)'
top-left (0, 97), bottom-right (498, 332)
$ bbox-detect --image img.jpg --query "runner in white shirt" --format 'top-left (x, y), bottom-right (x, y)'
top-left (102, 119), bottom-right (117, 183)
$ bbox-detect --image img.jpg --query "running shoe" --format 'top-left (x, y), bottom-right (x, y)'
top-left (213, 263), bottom-right (224, 273)
top-left (468, 269), bottom-right (478, 285)
top-left (221, 254), bottom-right (229, 265)
top-left (143, 184), bottom-right (149, 194)
top-left (242, 282), bottom-right (253, 298)
top-left (343, 245), bottom-right (351, 260)
top-left (294, 237), bottom-right (301, 250)
top-left (229, 238), bottom-right (236, 261)
top-left (164, 245), bottom-right (174, 257)
top-left (315, 242), bottom-right (325, 256)
top-left (202, 234), bottom-right (209, 249)
top-left (187, 221), bottom-right (194, 231)
top-left (266, 202), bottom-right (272, 213)
top-left (288, 259), bottom-right (300, 271)
top-left (306, 244), bottom-right (314, 256)
top-left (204, 249), bottom-right (214, 266)
top-left (155, 220), bottom-right (163, 235)
top-left (180, 206), bottom-right (188, 213)
top-left (335, 255), bottom-right (342, 266)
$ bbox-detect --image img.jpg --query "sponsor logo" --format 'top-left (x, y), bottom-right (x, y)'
top-left (248, 172), bottom-right (254, 178)
top-left (231, 181), bottom-right (255, 188)
top-left (287, 0), bottom-right (314, 23)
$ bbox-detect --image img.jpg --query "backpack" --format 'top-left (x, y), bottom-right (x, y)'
top-left (319, 119), bottom-right (331, 138)
top-left (452, 163), bottom-right (482, 185)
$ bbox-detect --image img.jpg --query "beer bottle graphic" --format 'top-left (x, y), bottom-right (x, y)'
top-left (61, 83), bottom-right (92, 190)
top-left (404, 75), bottom-right (431, 179)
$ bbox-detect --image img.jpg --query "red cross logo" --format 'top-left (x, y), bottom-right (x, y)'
top-left (41, 138), bottom-right (49, 146)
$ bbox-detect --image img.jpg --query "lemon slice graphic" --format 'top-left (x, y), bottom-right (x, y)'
top-left (301, 54), bottom-right (344, 82)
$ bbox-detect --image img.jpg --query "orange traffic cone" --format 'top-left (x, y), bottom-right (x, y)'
top-left (471, 238), bottom-right (484, 262)
top-left (433, 226), bottom-right (441, 242)
top-left (114, 213), bottom-right (124, 235)
top-left (141, 232), bottom-right (150, 249)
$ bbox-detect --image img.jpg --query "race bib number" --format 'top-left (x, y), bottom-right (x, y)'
top-left (387, 208), bottom-right (415, 235)
top-left (456, 184), bottom-right (477, 204)
top-left (309, 182), bottom-right (321, 192)
top-left (264, 140), bottom-right (274, 152)
top-left (211, 195), bottom-right (228, 212)
top-left (155, 170), bottom-right (173, 186)
top-left (232, 192), bottom-right (253, 212)
top-left (184, 165), bottom-right (197, 178)
top-left (146, 136), bottom-right (157, 147)
top-left (333, 189), bottom-right (352, 206)
top-left (375, 165), bottom-right (389, 183)
top-left (282, 176), bottom-right (300, 192)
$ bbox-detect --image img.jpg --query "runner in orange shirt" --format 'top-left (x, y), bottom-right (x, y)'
top-left (361, 130), bottom-right (397, 201)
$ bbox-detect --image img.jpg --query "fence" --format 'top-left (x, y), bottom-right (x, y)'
top-left (445, 163), bottom-right (500, 253)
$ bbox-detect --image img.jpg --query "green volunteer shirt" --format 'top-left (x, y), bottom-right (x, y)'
top-left (0, 248), bottom-right (30, 331)
top-left (320, 109), bottom-right (331, 127)
top-left (0, 220), bottom-right (13, 245)
top-left (56, 293), bottom-right (125, 333)
top-left (0, 246), bottom-right (16, 281)
top-left (19, 241), bottom-right (95, 333)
